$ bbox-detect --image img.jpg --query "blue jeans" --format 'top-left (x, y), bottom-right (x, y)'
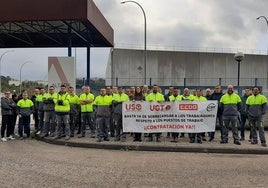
top-left (18, 116), bottom-right (30, 138)
top-left (56, 113), bottom-right (70, 137)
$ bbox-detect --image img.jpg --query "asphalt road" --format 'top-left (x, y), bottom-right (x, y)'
top-left (1, 140), bottom-right (268, 188)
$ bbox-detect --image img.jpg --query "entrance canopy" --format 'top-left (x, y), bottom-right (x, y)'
top-left (0, 0), bottom-right (114, 48)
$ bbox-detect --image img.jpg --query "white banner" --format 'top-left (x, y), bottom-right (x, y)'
top-left (122, 101), bottom-right (218, 133)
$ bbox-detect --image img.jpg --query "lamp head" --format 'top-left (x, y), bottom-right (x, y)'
top-left (234, 52), bottom-right (244, 62)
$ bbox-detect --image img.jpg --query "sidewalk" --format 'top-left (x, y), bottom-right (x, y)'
top-left (35, 130), bottom-right (268, 155)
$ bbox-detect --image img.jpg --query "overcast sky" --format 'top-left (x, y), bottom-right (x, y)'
top-left (1, 0), bottom-right (268, 81)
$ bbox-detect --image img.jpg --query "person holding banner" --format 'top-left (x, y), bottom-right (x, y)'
top-left (180, 88), bottom-right (195, 138)
top-left (132, 86), bottom-right (145, 142)
top-left (219, 85), bottom-right (242, 145)
top-left (189, 89), bottom-right (207, 144)
top-left (145, 84), bottom-right (165, 142)
top-left (169, 88), bottom-right (182, 142)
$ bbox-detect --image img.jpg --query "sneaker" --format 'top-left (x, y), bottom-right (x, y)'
top-left (239, 138), bottom-right (245, 141)
top-left (103, 138), bottom-right (110, 141)
top-left (234, 140), bottom-right (241, 145)
top-left (220, 140), bottom-right (227, 144)
top-left (197, 140), bottom-right (202, 144)
top-left (251, 141), bottom-right (258, 145)
top-left (209, 138), bottom-right (214, 142)
top-left (1, 137), bottom-right (7, 142)
top-left (202, 137), bottom-right (207, 141)
top-left (189, 140), bottom-right (195, 143)
top-left (261, 143), bottom-right (267, 147)
top-left (7, 136), bottom-right (15, 140)
top-left (36, 131), bottom-right (41, 135)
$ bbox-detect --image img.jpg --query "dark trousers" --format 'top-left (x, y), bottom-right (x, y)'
top-left (81, 112), bottom-right (95, 136)
top-left (1, 115), bottom-right (13, 138)
top-left (33, 110), bottom-right (39, 131)
top-left (114, 113), bottom-right (126, 140)
top-left (18, 116), bottom-right (30, 138)
top-left (10, 113), bottom-right (17, 135)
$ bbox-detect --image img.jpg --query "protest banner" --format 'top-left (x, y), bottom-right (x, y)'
top-left (122, 101), bottom-right (218, 133)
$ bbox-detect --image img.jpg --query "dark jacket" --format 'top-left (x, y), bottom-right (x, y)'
top-left (1, 97), bottom-right (16, 116)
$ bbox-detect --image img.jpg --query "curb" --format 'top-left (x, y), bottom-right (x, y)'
top-left (34, 134), bottom-right (268, 155)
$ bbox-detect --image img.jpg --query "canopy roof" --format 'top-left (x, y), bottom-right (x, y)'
top-left (0, 0), bottom-right (114, 48)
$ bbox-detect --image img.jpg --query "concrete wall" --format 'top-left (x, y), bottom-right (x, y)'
top-left (106, 48), bottom-right (268, 93)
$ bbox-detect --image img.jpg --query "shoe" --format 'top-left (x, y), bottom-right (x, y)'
top-left (209, 138), bottom-right (214, 142)
top-left (180, 135), bottom-right (185, 138)
top-left (53, 135), bottom-right (61, 140)
top-left (202, 137), bottom-right (206, 141)
top-left (156, 138), bottom-right (161, 142)
top-left (41, 134), bottom-right (49, 138)
top-left (70, 134), bottom-right (74, 137)
top-left (65, 136), bottom-right (70, 140)
top-left (7, 136), bottom-right (15, 140)
top-left (234, 140), bottom-right (241, 145)
top-left (251, 141), bottom-right (258, 145)
top-left (1, 137), bottom-right (7, 142)
top-left (76, 131), bottom-right (81, 135)
top-left (78, 134), bottom-right (85, 138)
top-left (240, 138), bottom-right (245, 141)
top-left (90, 134), bottom-right (96, 138)
top-left (103, 138), bottom-right (110, 141)
top-left (19, 137), bottom-right (24, 140)
top-left (220, 140), bottom-right (227, 144)
top-left (261, 143), bottom-right (267, 147)
top-left (197, 140), bottom-right (202, 144)
top-left (36, 131), bottom-right (41, 135)
top-left (189, 140), bottom-right (195, 143)
top-left (114, 138), bottom-right (120, 142)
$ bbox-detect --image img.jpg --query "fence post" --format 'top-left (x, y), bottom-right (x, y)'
top-left (149, 77), bottom-right (152, 87)
top-left (116, 77), bottom-right (118, 87)
top-left (255, 78), bottom-right (258, 86)
top-left (184, 78), bottom-right (186, 88)
top-left (219, 78), bottom-right (222, 86)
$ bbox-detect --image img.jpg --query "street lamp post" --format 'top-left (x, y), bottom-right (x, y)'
top-left (256, 16), bottom-right (268, 55)
top-left (234, 52), bottom-right (244, 96)
top-left (0, 50), bottom-right (14, 97)
top-left (20, 61), bottom-right (32, 94)
top-left (121, 1), bottom-right (147, 85)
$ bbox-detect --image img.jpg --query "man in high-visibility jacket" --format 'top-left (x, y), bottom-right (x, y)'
top-left (41, 86), bottom-right (57, 137)
top-left (219, 85), bottom-right (242, 145)
top-left (94, 88), bottom-right (113, 142)
top-left (145, 84), bottom-right (165, 142)
top-left (53, 85), bottom-right (71, 140)
top-left (68, 86), bottom-right (80, 137)
top-left (169, 88), bottom-right (182, 142)
top-left (17, 92), bottom-right (34, 139)
top-left (189, 89), bottom-right (207, 144)
top-left (112, 87), bottom-right (130, 142)
top-left (79, 86), bottom-right (95, 138)
top-left (246, 87), bottom-right (267, 147)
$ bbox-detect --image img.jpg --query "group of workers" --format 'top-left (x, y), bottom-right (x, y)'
top-left (0, 83), bottom-right (267, 147)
